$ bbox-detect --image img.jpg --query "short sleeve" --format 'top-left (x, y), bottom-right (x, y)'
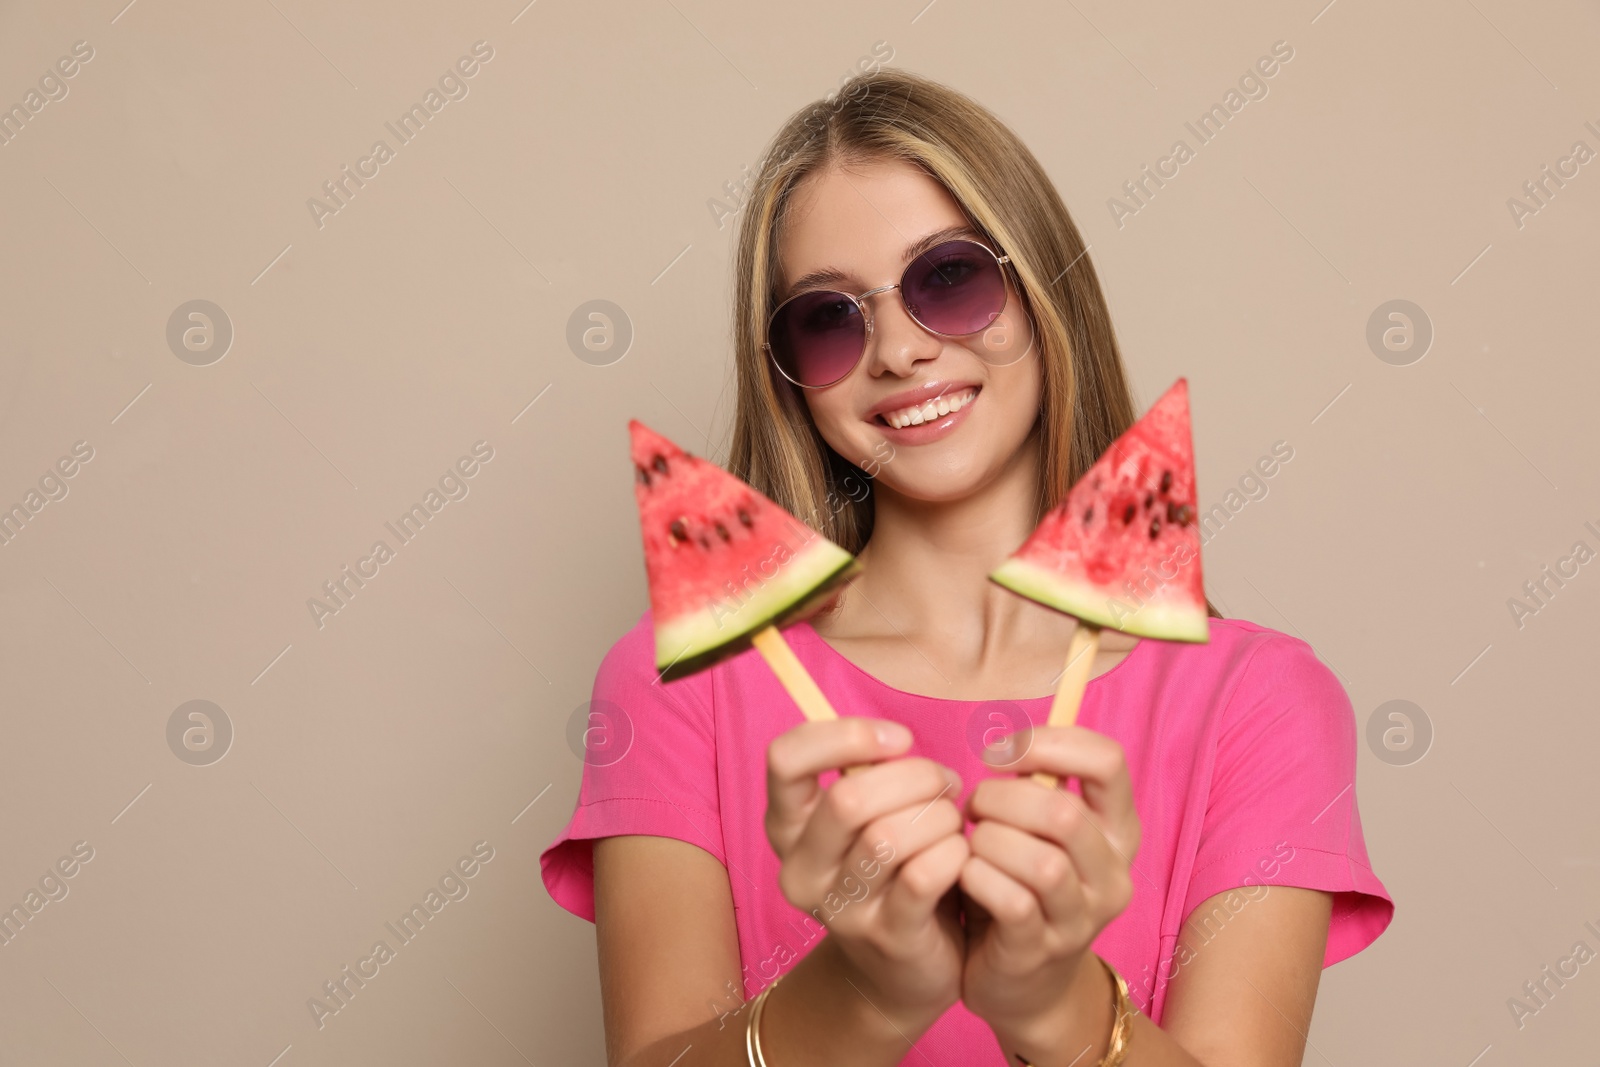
top-left (1181, 634), bottom-right (1394, 967)
top-left (538, 611), bottom-right (724, 922)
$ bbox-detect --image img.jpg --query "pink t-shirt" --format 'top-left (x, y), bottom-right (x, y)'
top-left (540, 611), bottom-right (1393, 1060)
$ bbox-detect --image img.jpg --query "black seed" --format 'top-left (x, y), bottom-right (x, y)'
top-left (1175, 504), bottom-right (1193, 526)
top-left (1160, 470), bottom-right (1172, 494)
top-left (1083, 506), bottom-right (1094, 525)
top-left (1144, 492), bottom-right (1154, 510)
top-left (669, 518), bottom-right (687, 542)
top-left (698, 535), bottom-right (711, 550)
top-left (1149, 515), bottom-right (1162, 539)
top-left (636, 466), bottom-right (650, 486)
top-left (1166, 501), bottom-right (1178, 523)
top-left (715, 522), bottom-right (730, 542)
top-left (737, 508), bottom-right (753, 528)
top-left (652, 454), bottom-right (669, 474)
top-left (1122, 503), bottom-right (1136, 524)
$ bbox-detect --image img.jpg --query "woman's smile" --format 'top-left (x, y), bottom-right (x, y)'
top-left (866, 382), bottom-right (981, 443)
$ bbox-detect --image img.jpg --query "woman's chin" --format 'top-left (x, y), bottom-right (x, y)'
top-left (869, 464), bottom-right (995, 506)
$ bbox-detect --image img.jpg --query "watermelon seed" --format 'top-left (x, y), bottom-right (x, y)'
top-left (715, 522), bottom-right (731, 542)
top-left (737, 508), bottom-right (753, 528)
top-left (1083, 506), bottom-right (1094, 525)
top-left (1144, 492), bottom-right (1154, 510)
top-left (636, 466), bottom-right (651, 486)
top-left (1122, 503), bottom-right (1135, 524)
top-left (1149, 515), bottom-right (1162, 538)
top-left (669, 518), bottom-right (688, 544)
top-left (652, 454), bottom-right (669, 475)
top-left (698, 535), bottom-right (711, 550)
top-left (1160, 470), bottom-right (1172, 494)
top-left (1175, 504), bottom-right (1194, 526)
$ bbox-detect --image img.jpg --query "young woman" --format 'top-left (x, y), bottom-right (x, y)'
top-left (541, 69), bottom-right (1392, 1066)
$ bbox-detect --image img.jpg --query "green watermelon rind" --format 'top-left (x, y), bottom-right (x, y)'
top-left (990, 556), bottom-right (1208, 643)
top-left (655, 540), bottom-right (860, 681)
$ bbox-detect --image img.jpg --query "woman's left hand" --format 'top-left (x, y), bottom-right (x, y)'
top-left (956, 724), bottom-right (1141, 1046)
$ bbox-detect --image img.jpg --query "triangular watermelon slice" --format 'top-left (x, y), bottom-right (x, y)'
top-left (629, 420), bottom-right (861, 680)
top-left (990, 378), bottom-right (1208, 642)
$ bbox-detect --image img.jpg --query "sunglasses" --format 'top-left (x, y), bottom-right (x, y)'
top-left (763, 238), bottom-right (1014, 389)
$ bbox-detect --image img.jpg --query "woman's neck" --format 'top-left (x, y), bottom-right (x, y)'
top-left (841, 430), bottom-right (1066, 651)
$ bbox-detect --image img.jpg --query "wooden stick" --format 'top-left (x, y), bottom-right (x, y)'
top-left (1031, 621), bottom-right (1101, 789)
top-left (751, 624), bottom-right (836, 720)
top-left (750, 623), bottom-right (869, 776)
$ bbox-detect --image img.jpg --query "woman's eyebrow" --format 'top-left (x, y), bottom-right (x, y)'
top-left (779, 224), bottom-right (985, 302)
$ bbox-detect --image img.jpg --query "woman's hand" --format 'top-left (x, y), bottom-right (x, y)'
top-left (957, 724), bottom-right (1141, 1048)
top-left (765, 717), bottom-right (970, 1032)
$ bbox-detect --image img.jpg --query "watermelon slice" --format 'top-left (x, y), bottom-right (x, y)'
top-left (629, 420), bottom-right (861, 680)
top-left (990, 378), bottom-right (1208, 642)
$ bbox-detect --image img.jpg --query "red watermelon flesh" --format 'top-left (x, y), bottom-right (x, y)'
top-left (629, 420), bottom-right (860, 679)
top-left (990, 378), bottom-right (1208, 641)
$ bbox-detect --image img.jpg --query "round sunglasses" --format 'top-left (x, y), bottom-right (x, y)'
top-left (763, 238), bottom-right (1013, 389)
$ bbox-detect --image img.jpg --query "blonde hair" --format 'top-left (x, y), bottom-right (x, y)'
top-left (726, 68), bottom-right (1220, 618)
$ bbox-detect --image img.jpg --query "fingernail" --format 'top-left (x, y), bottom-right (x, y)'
top-left (982, 734), bottom-right (1015, 762)
top-left (876, 722), bottom-right (911, 749)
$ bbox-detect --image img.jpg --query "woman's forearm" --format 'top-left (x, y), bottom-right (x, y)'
top-left (619, 935), bottom-right (943, 1067)
top-left (988, 958), bottom-right (1210, 1067)
top-left (760, 934), bottom-right (944, 1065)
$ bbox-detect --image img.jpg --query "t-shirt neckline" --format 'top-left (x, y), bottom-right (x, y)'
top-left (790, 617), bottom-right (1151, 706)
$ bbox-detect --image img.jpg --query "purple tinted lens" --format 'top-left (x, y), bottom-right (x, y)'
top-left (769, 290), bottom-right (864, 387)
top-left (902, 241), bottom-right (1006, 335)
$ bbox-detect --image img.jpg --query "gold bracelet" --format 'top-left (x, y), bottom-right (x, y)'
top-left (1013, 955), bottom-right (1135, 1067)
top-left (744, 974), bottom-right (782, 1067)
top-left (1096, 955), bottom-right (1134, 1067)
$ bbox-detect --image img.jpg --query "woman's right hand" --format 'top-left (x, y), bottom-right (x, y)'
top-left (765, 717), bottom-right (969, 1030)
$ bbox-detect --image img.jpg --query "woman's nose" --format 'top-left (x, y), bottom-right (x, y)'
top-left (862, 288), bottom-right (941, 377)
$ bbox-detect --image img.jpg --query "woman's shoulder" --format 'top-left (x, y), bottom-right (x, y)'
top-left (596, 608), bottom-right (656, 670)
top-left (1135, 615), bottom-right (1350, 716)
top-left (591, 608), bottom-right (718, 711)
top-left (1153, 614), bottom-right (1336, 671)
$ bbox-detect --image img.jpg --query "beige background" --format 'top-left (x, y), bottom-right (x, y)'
top-left (0, 0), bottom-right (1596, 1063)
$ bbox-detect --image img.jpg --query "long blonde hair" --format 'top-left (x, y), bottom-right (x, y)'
top-left (726, 68), bottom-right (1220, 618)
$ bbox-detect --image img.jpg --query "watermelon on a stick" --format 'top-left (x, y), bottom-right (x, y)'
top-left (629, 420), bottom-right (860, 724)
top-left (989, 378), bottom-right (1208, 787)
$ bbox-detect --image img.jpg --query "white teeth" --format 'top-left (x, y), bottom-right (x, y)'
top-left (881, 387), bottom-right (976, 429)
